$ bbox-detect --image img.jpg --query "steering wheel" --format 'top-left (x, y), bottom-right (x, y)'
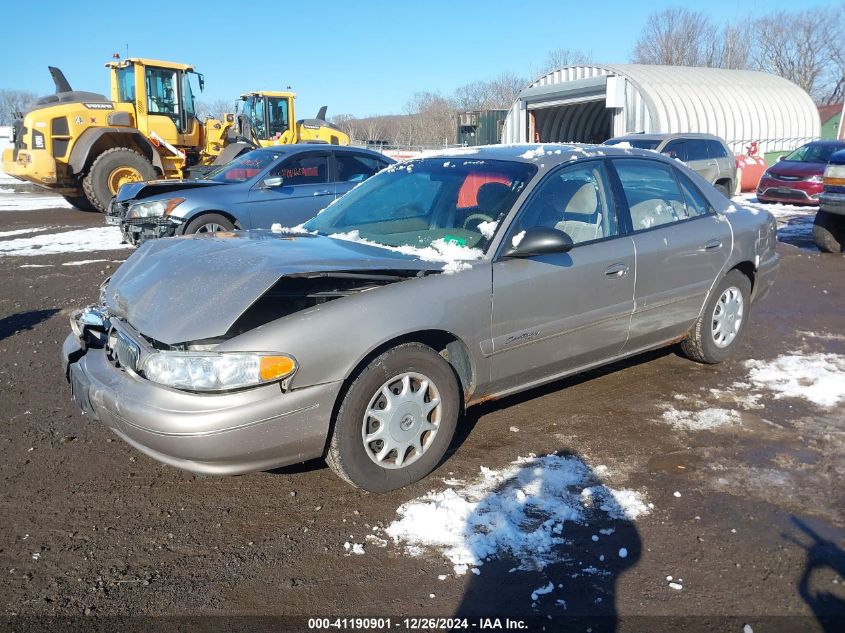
top-left (462, 212), bottom-right (495, 231)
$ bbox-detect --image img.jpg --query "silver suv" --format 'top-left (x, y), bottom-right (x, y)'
top-left (605, 133), bottom-right (736, 197)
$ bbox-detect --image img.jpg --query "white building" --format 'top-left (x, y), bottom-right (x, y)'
top-left (501, 64), bottom-right (820, 156)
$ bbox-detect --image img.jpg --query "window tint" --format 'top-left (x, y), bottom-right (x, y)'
top-left (706, 140), bottom-right (728, 158)
top-left (513, 161), bottom-right (617, 245)
top-left (614, 159), bottom-right (686, 230)
top-left (335, 154), bottom-right (384, 183)
top-left (272, 155), bottom-right (328, 185)
top-left (685, 141), bottom-right (709, 161)
top-left (662, 140), bottom-right (687, 161)
top-left (208, 149), bottom-right (284, 183)
top-left (675, 169), bottom-right (713, 217)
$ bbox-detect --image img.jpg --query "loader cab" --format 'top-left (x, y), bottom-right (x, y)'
top-left (108, 58), bottom-right (203, 148)
top-left (239, 92), bottom-right (296, 145)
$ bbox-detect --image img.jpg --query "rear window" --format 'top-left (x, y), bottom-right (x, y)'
top-left (208, 150), bottom-right (285, 183)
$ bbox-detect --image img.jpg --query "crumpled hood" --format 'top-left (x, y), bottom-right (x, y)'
top-left (105, 231), bottom-right (442, 345)
top-left (115, 179), bottom-right (225, 202)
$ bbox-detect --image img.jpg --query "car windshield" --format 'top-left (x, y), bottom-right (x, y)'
top-left (303, 158), bottom-right (536, 254)
top-left (605, 138), bottom-right (662, 150)
top-left (207, 149), bottom-right (285, 183)
top-left (784, 143), bottom-right (844, 163)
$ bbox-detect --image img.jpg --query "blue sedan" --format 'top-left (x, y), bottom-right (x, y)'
top-left (106, 145), bottom-right (393, 244)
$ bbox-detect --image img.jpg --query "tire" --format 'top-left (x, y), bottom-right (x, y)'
top-left (681, 269), bottom-right (752, 364)
top-left (62, 194), bottom-right (97, 212)
top-left (82, 148), bottom-right (156, 212)
top-left (713, 182), bottom-right (730, 198)
top-left (182, 213), bottom-right (236, 235)
top-left (326, 343), bottom-right (461, 492)
top-left (813, 210), bottom-right (844, 253)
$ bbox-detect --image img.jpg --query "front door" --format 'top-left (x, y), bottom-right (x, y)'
top-left (248, 152), bottom-right (335, 228)
top-left (489, 160), bottom-right (635, 393)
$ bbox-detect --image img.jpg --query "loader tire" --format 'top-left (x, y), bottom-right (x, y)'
top-left (82, 148), bottom-right (156, 212)
top-left (62, 194), bottom-right (97, 212)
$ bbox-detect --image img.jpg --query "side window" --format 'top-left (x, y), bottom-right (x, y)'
top-left (116, 67), bottom-right (135, 103)
top-left (685, 141), bottom-right (709, 161)
top-left (334, 154), bottom-right (384, 183)
top-left (675, 169), bottom-right (714, 217)
top-left (267, 97), bottom-right (290, 137)
top-left (272, 155), bottom-right (328, 186)
top-left (706, 140), bottom-right (728, 158)
top-left (614, 159), bottom-right (687, 230)
top-left (145, 68), bottom-right (179, 119)
top-left (662, 140), bottom-right (687, 162)
top-left (512, 161), bottom-right (617, 245)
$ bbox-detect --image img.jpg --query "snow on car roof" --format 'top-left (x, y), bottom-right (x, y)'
top-left (415, 143), bottom-right (652, 166)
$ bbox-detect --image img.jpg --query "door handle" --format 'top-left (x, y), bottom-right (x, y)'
top-left (604, 263), bottom-right (629, 278)
top-left (313, 190), bottom-right (333, 196)
top-left (701, 239), bottom-right (722, 251)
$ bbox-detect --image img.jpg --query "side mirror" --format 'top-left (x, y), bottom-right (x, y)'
top-left (261, 176), bottom-right (283, 189)
top-left (501, 226), bottom-right (574, 259)
top-left (777, 155), bottom-right (785, 162)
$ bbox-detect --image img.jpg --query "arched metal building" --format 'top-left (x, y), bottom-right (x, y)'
top-left (501, 64), bottom-right (820, 155)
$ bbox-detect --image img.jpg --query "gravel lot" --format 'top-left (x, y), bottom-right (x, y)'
top-left (0, 189), bottom-right (843, 632)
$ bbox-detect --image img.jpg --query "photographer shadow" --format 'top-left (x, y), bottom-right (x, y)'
top-left (454, 450), bottom-right (642, 632)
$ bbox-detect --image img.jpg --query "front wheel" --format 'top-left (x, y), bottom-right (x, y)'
top-left (326, 343), bottom-right (460, 492)
top-left (62, 194), bottom-right (97, 212)
top-left (813, 209), bottom-right (844, 253)
top-left (681, 269), bottom-right (752, 364)
top-left (713, 182), bottom-right (731, 198)
top-left (182, 213), bottom-right (236, 235)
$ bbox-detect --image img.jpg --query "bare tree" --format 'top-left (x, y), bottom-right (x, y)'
top-left (452, 72), bottom-right (527, 111)
top-left (753, 7), bottom-right (845, 102)
top-left (539, 48), bottom-right (591, 74)
top-left (632, 8), bottom-right (716, 66)
top-left (0, 90), bottom-right (38, 126)
top-left (196, 98), bottom-right (234, 121)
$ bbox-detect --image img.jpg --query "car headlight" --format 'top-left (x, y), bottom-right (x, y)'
top-left (141, 351), bottom-right (296, 392)
top-left (126, 197), bottom-right (185, 219)
top-left (761, 170), bottom-right (771, 179)
top-left (806, 174), bottom-right (823, 183)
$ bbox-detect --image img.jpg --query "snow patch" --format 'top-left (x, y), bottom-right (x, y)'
top-left (661, 407), bottom-right (740, 431)
top-left (0, 227), bottom-right (49, 238)
top-left (328, 230), bottom-right (483, 266)
top-left (745, 353), bottom-right (845, 408)
top-left (0, 227), bottom-right (130, 257)
top-left (477, 220), bottom-right (498, 239)
top-left (384, 454), bottom-right (649, 574)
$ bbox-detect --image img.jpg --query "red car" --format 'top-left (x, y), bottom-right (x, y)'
top-left (756, 140), bottom-right (845, 206)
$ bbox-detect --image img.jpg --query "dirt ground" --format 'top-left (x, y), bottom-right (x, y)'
top-left (0, 201), bottom-right (843, 632)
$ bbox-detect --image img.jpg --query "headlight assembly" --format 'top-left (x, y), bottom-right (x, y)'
top-left (141, 351), bottom-right (296, 392)
top-left (126, 197), bottom-right (185, 219)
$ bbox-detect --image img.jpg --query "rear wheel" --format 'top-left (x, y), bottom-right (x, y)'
top-left (82, 148), bottom-right (156, 212)
top-left (813, 210), bottom-right (844, 253)
top-left (182, 213), bottom-right (236, 235)
top-left (681, 269), bottom-right (751, 364)
top-left (326, 343), bottom-right (460, 492)
top-left (713, 182), bottom-right (731, 198)
top-left (62, 194), bottom-right (97, 212)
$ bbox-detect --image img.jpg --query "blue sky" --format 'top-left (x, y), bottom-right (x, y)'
top-left (0, 0), bottom-right (836, 118)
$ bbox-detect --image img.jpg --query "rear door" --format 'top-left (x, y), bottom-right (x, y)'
top-left (247, 152), bottom-right (334, 228)
top-left (333, 152), bottom-right (391, 198)
top-left (706, 140), bottom-right (735, 187)
top-left (488, 160), bottom-right (635, 393)
top-left (611, 158), bottom-right (731, 351)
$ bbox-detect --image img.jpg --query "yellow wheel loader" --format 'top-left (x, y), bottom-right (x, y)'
top-left (2, 59), bottom-right (348, 212)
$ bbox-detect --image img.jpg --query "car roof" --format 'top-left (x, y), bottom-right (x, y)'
top-left (406, 143), bottom-right (669, 168)
top-left (609, 133), bottom-right (725, 142)
top-left (803, 140), bottom-right (845, 147)
top-left (250, 144), bottom-right (391, 159)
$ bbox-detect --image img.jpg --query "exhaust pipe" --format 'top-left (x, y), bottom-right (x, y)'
top-left (48, 66), bottom-right (72, 93)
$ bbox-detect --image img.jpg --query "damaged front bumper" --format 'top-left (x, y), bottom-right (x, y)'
top-left (61, 311), bottom-right (341, 475)
top-left (119, 216), bottom-right (184, 244)
top-left (106, 199), bottom-right (184, 244)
